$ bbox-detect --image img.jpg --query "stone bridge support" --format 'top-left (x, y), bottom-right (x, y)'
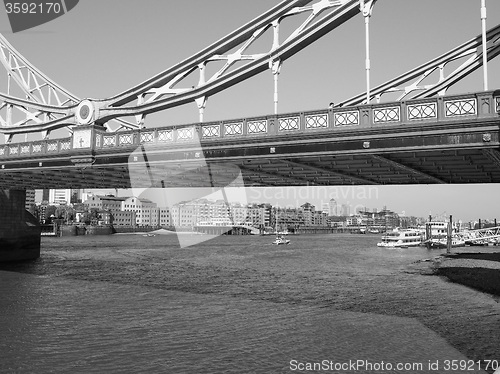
top-left (0, 190), bottom-right (40, 262)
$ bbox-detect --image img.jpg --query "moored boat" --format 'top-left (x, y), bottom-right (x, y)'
top-left (377, 229), bottom-right (423, 248)
top-left (423, 221), bottom-right (465, 249)
top-left (423, 237), bottom-right (465, 249)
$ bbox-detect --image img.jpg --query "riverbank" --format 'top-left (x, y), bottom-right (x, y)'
top-left (432, 251), bottom-right (500, 298)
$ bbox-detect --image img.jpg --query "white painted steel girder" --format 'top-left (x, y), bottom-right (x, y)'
top-left (96, 0), bottom-right (358, 121)
top-left (2, 0), bottom-right (499, 142)
top-left (0, 0), bottom-right (359, 140)
top-left (341, 23), bottom-right (500, 106)
top-left (0, 34), bottom-right (138, 142)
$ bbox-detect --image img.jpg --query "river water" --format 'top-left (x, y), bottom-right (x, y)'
top-left (0, 233), bottom-right (498, 373)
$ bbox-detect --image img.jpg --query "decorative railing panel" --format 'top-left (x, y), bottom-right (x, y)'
top-left (202, 124), bottom-right (220, 138)
top-left (247, 120), bottom-right (267, 134)
top-left (279, 116), bottom-right (300, 131)
top-left (373, 106), bottom-right (400, 123)
top-left (140, 132), bottom-right (154, 143)
top-left (407, 102), bottom-right (437, 120)
top-left (60, 140), bottom-right (71, 151)
top-left (103, 135), bottom-right (116, 147)
top-left (177, 127), bottom-right (194, 141)
top-left (224, 122), bottom-right (243, 136)
top-left (305, 113), bottom-right (328, 129)
top-left (445, 98), bottom-right (476, 117)
top-left (334, 110), bottom-right (359, 126)
top-left (158, 130), bottom-right (173, 142)
top-left (32, 144), bottom-right (43, 153)
top-left (9, 145), bottom-right (19, 155)
top-left (47, 142), bottom-right (58, 152)
top-left (0, 92), bottom-right (498, 159)
top-left (119, 134), bottom-right (134, 146)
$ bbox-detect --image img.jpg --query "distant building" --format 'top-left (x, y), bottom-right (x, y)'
top-left (328, 198), bottom-right (338, 216)
top-left (242, 204), bottom-right (267, 227)
top-left (111, 210), bottom-right (136, 227)
top-left (158, 208), bottom-right (171, 227)
top-left (70, 189), bottom-right (84, 204)
top-left (97, 210), bottom-right (112, 226)
top-left (259, 203), bottom-right (272, 228)
top-left (170, 203), bottom-right (195, 228)
top-left (321, 203), bottom-right (329, 215)
top-left (121, 196), bottom-right (158, 226)
top-left (300, 202), bottom-right (315, 226)
top-left (25, 189), bottom-right (36, 211)
top-left (340, 203), bottom-right (350, 216)
top-left (48, 189), bottom-right (72, 205)
top-left (84, 195), bottom-right (127, 211)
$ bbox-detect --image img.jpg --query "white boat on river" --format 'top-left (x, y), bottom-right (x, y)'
top-left (272, 235), bottom-right (290, 245)
top-left (377, 229), bottom-right (423, 248)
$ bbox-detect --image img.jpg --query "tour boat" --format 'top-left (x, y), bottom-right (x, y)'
top-left (377, 229), bottom-right (423, 248)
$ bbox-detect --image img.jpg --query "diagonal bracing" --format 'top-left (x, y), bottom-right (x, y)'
top-left (0, 0), bottom-right (362, 140)
top-left (341, 24), bottom-right (500, 106)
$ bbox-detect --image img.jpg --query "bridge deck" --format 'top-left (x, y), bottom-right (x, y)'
top-left (0, 91), bottom-right (499, 189)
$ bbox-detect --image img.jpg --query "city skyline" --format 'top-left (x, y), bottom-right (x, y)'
top-left (39, 187), bottom-right (498, 223)
top-left (2, 1), bottom-right (500, 222)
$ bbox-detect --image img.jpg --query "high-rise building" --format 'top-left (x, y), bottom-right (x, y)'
top-left (49, 189), bottom-right (72, 205)
top-left (328, 198), bottom-right (338, 216)
top-left (321, 203), bottom-right (329, 215)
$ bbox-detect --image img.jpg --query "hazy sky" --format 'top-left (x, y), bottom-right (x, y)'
top-left (1, 0), bottom-right (500, 221)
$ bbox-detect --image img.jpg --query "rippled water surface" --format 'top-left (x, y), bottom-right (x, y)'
top-left (1, 233), bottom-right (499, 373)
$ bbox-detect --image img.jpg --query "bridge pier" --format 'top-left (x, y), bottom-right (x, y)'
top-left (0, 190), bottom-right (41, 262)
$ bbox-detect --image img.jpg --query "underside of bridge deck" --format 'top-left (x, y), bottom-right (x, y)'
top-left (1, 113), bottom-right (499, 189)
top-left (1, 148), bottom-right (500, 189)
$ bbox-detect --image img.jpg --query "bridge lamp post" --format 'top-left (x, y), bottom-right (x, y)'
top-left (359, 0), bottom-right (376, 104)
top-left (481, 0), bottom-right (488, 91)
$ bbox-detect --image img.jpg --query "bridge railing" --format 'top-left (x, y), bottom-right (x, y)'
top-left (1, 91), bottom-right (499, 158)
top-left (0, 137), bottom-right (72, 158)
top-left (94, 91), bottom-right (500, 147)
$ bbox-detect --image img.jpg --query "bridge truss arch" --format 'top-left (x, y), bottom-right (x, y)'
top-left (1, 0), bottom-right (499, 144)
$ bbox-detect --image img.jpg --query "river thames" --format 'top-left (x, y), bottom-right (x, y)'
top-left (0, 233), bottom-right (498, 373)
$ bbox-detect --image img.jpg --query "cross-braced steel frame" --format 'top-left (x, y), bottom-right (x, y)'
top-left (0, 0), bottom-right (499, 143)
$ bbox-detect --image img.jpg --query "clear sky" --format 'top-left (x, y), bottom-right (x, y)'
top-left (1, 0), bottom-right (500, 221)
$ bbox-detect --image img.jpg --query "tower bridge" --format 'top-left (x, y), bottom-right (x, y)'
top-left (0, 90), bottom-right (499, 189)
top-left (1, 0), bottom-right (500, 260)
